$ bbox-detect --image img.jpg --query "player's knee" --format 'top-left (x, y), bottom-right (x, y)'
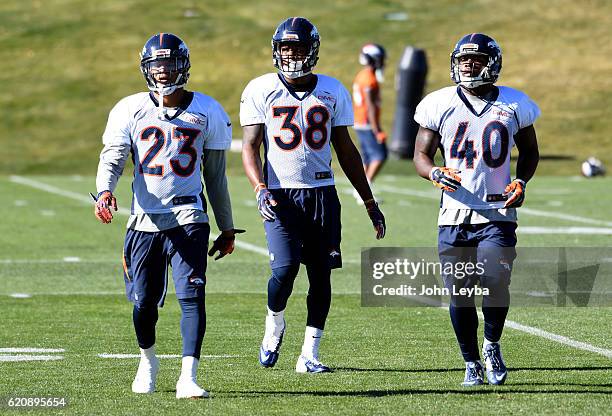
top-left (134, 300), bottom-right (158, 312)
top-left (270, 263), bottom-right (300, 287)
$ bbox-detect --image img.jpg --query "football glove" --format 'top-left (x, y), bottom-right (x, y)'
top-left (208, 229), bottom-right (246, 260)
top-left (375, 131), bottom-right (387, 144)
top-left (93, 191), bottom-right (117, 224)
top-left (365, 199), bottom-right (386, 239)
top-left (430, 167), bottom-right (462, 192)
top-left (256, 188), bottom-right (277, 221)
top-left (503, 179), bottom-right (526, 208)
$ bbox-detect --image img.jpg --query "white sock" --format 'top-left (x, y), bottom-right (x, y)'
top-left (265, 307), bottom-right (285, 337)
top-left (140, 345), bottom-right (156, 362)
top-left (301, 326), bottom-right (323, 360)
top-left (180, 356), bottom-right (199, 381)
top-left (483, 338), bottom-right (498, 348)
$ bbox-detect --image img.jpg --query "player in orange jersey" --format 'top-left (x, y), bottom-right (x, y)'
top-left (352, 44), bottom-right (387, 203)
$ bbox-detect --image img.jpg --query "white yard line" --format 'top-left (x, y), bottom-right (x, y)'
top-left (98, 353), bottom-right (240, 359)
top-left (519, 226), bottom-right (612, 235)
top-left (501, 318), bottom-right (612, 359)
top-left (9, 175), bottom-right (612, 359)
top-left (0, 355), bottom-right (64, 362)
top-left (0, 348), bottom-right (65, 353)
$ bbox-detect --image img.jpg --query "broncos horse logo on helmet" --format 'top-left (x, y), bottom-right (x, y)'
top-left (450, 33), bottom-right (502, 89)
top-left (272, 17), bottom-right (320, 79)
top-left (140, 33), bottom-right (191, 96)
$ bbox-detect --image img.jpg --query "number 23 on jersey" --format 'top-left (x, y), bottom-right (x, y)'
top-left (139, 127), bottom-right (200, 177)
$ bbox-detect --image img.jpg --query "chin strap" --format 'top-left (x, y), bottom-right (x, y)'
top-left (157, 87), bottom-right (166, 119)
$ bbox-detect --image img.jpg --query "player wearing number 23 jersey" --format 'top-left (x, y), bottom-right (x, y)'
top-left (94, 33), bottom-right (243, 399)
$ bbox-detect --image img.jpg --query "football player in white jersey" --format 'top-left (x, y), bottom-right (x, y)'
top-left (94, 33), bottom-right (243, 398)
top-left (241, 17), bottom-right (386, 373)
top-left (413, 33), bottom-right (540, 386)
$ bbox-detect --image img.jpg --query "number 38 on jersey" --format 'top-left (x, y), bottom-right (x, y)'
top-left (271, 105), bottom-right (330, 151)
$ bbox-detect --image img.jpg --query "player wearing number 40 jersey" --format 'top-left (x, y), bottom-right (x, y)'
top-left (413, 33), bottom-right (540, 387)
top-left (94, 33), bottom-right (243, 399)
top-left (241, 16), bottom-right (385, 374)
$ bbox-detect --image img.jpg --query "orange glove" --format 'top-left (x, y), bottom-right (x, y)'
top-left (429, 167), bottom-right (462, 192)
top-left (375, 131), bottom-right (387, 144)
top-left (503, 179), bottom-right (526, 208)
top-left (93, 191), bottom-right (117, 224)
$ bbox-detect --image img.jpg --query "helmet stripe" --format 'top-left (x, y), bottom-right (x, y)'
top-left (159, 32), bottom-right (164, 47)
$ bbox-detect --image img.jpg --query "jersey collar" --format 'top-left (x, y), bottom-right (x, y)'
top-left (456, 86), bottom-right (499, 118)
top-left (148, 91), bottom-right (194, 121)
top-left (277, 73), bottom-right (318, 101)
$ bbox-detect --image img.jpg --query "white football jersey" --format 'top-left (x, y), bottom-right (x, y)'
top-left (240, 73), bottom-right (354, 189)
top-left (415, 86), bottom-right (540, 209)
top-left (101, 91), bottom-right (232, 214)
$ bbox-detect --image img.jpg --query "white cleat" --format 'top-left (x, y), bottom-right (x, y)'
top-left (131, 356), bottom-right (160, 394)
top-left (295, 355), bottom-right (332, 373)
top-left (176, 377), bottom-right (210, 399)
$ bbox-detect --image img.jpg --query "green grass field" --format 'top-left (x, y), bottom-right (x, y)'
top-left (3, 0), bottom-right (612, 175)
top-left (1, 173), bottom-right (611, 415)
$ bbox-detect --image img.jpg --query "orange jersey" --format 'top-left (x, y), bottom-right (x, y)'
top-left (352, 68), bottom-right (381, 129)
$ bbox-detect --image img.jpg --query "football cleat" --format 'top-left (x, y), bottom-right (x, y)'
top-left (259, 320), bottom-right (285, 368)
top-left (131, 355), bottom-right (160, 394)
top-left (461, 360), bottom-right (484, 387)
top-left (482, 343), bottom-right (508, 385)
top-left (295, 355), bottom-right (332, 373)
top-left (176, 377), bottom-right (209, 399)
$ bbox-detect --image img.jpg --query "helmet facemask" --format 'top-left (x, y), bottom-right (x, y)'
top-left (450, 36), bottom-right (502, 89)
top-left (273, 40), bottom-right (319, 79)
top-left (452, 52), bottom-right (494, 89)
top-left (141, 54), bottom-right (190, 96)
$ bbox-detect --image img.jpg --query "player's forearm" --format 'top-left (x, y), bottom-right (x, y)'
top-left (96, 143), bottom-right (130, 193)
top-left (365, 93), bottom-right (381, 133)
top-left (367, 107), bottom-right (381, 133)
top-left (413, 151), bottom-right (435, 180)
top-left (516, 149), bottom-right (539, 183)
top-left (202, 150), bottom-right (234, 231)
top-left (337, 141), bottom-right (374, 201)
top-left (241, 143), bottom-right (265, 188)
top-left (413, 127), bottom-right (439, 180)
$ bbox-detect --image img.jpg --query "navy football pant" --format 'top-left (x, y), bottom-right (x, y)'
top-left (124, 223), bottom-right (209, 356)
top-left (179, 297), bottom-right (206, 359)
top-left (439, 222), bottom-right (516, 362)
top-left (265, 187), bottom-right (341, 331)
top-left (267, 262), bottom-right (332, 330)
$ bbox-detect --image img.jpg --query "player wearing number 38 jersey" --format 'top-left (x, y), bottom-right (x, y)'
top-left (241, 17), bottom-right (385, 374)
top-left (241, 72), bottom-right (350, 189)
